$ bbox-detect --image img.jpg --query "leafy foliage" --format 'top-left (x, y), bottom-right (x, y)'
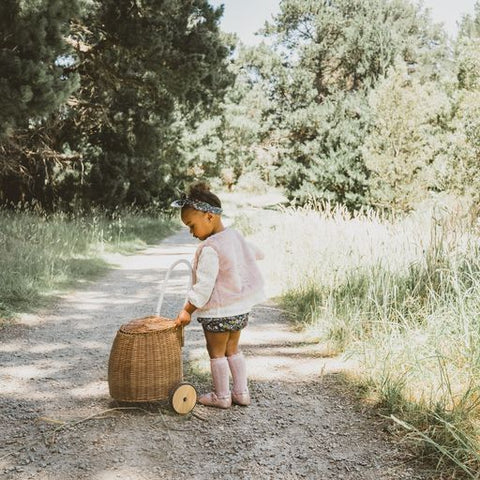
top-left (0, 0), bottom-right (79, 138)
top-left (61, 0), bottom-right (233, 209)
top-left (2, 0), bottom-right (480, 214)
top-left (247, 0), bottom-right (449, 207)
top-left (442, 2), bottom-right (480, 206)
top-left (180, 45), bottom-right (275, 188)
top-left (0, 0), bottom-right (80, 203)
top-left (363, 61), bottom-right (452, 211)
top-left (0, 0), bottom-right (233, 210)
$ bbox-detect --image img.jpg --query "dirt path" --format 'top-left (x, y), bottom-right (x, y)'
top-left (0, 230), bottom-right (433, 480)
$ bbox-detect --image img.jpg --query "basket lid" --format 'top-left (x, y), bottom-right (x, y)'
top-left (120, 315), bottom-right (176, 334)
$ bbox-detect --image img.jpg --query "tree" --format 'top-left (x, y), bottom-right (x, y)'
top-left (457, 1), bottom-right (480, 40)
top-left (0, 0), bottom-right (79, 205)
top-left (0, 0), bottom-right (79, 139)
top-left (61, 0), bottom-right (233, 209)
top-left (181, 43), bottom-right (276, 189)
top-left (444, 2), bottom-right (480, 204)
top-left (456, 1), bottom-right (480, 92)
top-left (363, 61), bottom-right (451, 211)
top-left (250, 0), bottom-right (448, 207)
top-left (0, 0), bottom-right (233, 210)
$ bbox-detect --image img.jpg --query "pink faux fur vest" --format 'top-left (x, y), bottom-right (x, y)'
top-left (192, 228), bottom-right (264, 311)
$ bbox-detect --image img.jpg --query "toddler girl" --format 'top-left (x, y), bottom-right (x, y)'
top-left (171, 182), bottom-right (265, 408)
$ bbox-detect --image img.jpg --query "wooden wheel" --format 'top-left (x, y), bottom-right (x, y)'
top-left (170, 382), bottom-right (197, 415)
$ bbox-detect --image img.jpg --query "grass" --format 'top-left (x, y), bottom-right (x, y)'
top-left (237, 200), bottom-right (480, 478)
top-left (0, 208), bottom-right (177, 322)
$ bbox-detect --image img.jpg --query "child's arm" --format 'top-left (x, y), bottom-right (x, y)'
top-left (174, 301), bottom-right (197, 327)
top-left (174, 247), bottom-right (219, 327)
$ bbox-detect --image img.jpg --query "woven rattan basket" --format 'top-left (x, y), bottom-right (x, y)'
top-left (108, 260), bottom-right (196, 410)
top-left (108, 315), bottom-right (183, 402)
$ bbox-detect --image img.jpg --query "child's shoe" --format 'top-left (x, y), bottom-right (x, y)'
top-left (232, 391), bottom-right (250, 406)
top-left (198, 392), bottom-right (232, 409)
top-left (198, 357), bottom-right (231, 409)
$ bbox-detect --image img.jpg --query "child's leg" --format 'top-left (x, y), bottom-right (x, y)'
top-left (204, 330), bottom-right (230, 358)
top-left (203, 328), bottom-right (250, 405)
top-left (221, 330), bottom-right (250, 404)
top-left (198, 330), bottom-right (232, 408)
top-left (227, 350), bottom-right (250, 406)
top-left (226, 330), bottom-right (241, 357)
top-left (203, 330), bottom-right (241, 358)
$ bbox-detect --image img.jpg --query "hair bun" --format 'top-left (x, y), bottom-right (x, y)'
top-left (188, 181), bottom-right (211, 197)
top-left (185, 180), bottom-right (222, 208)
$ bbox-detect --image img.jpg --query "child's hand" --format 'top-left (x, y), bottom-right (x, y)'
top-left (174, 309), bottom-right (191, 327)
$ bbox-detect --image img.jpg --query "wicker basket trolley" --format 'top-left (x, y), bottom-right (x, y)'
top-left (108, 259), bottom-right (197, 414)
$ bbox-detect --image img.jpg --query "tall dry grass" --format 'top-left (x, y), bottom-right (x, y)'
top-left (239, 201), bottom-right (480, 477)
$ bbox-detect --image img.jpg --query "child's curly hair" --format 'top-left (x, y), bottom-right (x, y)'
top-left (187, 181), bottom-right (222, 208)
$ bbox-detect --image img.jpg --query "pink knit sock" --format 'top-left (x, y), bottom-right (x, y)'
top-left (228, 352), bottom-right (250, 406)
top-left (198, 357), bottom-right (231, 409)
top-left (210, 356), bottom-right (231, 398)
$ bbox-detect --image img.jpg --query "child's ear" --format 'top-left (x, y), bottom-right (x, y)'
top-left (206, 213), bottom-right (214, 222)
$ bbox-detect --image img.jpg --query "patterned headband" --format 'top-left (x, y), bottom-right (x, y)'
top-left (170, 197), bottom-right (223, 215)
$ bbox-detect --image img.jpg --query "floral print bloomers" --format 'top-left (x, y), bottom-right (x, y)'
top-left (197, 313), bottom-right (249, 333)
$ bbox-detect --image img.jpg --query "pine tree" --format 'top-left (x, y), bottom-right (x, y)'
top-left (0, 0), bottom-right (79, 139)
top-left (364, 61), bottom-right (451, 211)
top-left (0, 0), bottom-right (233, 209)
top-left (181, 43), bottom-right (275, 189)
top-left (0, 0), bottom-right (80, 206)
top-left (446, 1), bottom-right (480, 204)
top-left (60, 0), bottom-right (233, 209)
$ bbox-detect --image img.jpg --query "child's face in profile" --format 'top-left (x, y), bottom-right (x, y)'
top-left (181, 208), bottom-right (214, 241)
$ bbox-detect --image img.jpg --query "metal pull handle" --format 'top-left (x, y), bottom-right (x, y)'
top-left (155, 259), bottom-right (193, 317)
